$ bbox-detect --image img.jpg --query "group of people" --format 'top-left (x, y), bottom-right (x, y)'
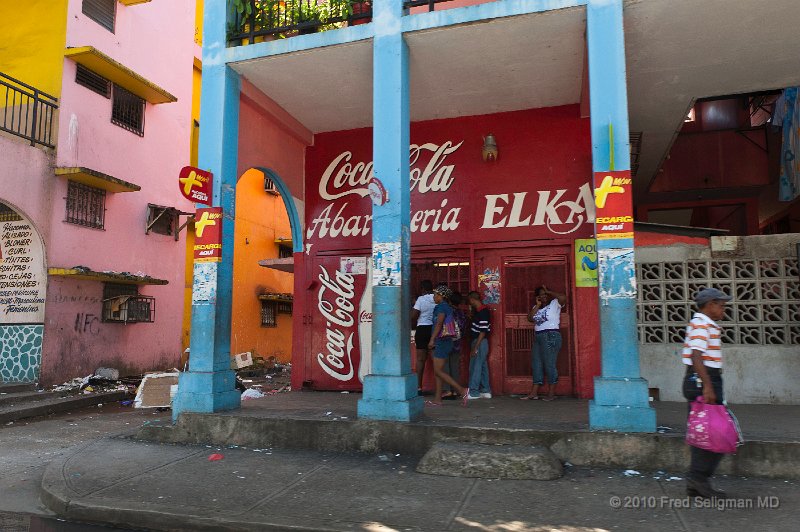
top-left (411, 281), bottom-right (492, 406)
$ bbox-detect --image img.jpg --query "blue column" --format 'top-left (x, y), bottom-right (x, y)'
top-left (357, 0), bottom-right (423, 421)
top-left (586, 0), bottom-right (655, 432)
top-left (172, 0), bottom-right (240, 421)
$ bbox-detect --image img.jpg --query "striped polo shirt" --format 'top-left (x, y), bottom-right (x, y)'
top-left (470, 305), bottom-right (491, 338)
top-left (681, 312), bottom-right (723, 368)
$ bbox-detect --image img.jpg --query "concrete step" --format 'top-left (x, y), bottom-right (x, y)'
top-left (136, 411), bottom-right (800, 480)
top-left (417, 442), bottom-right (563, 480)
top-left (0, 383), bottom-right (36, 394)
top-left (0, 390), bottom-right (53, 407)
top-left (0, 390), bottom-right (129, 424)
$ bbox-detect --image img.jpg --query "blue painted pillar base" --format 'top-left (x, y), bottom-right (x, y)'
top-left (358, 374), bottom-right (423, 422)
top-left (171, 370), bottom-right (240, 422)
top-left (589, 377), bottom-right (656, 432)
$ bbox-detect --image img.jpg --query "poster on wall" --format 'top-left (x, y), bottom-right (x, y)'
top-left (478, 267), bottom-right (501, 304)
top-left (0, 204), bottom-right (46, 324)
top-left (193, 207), bottom-right (223, 262)
top-left (340, 256), bottom-right (367, 275)
top-left (593, 170), bottom-right (633, 240)
top-left (575, 239), bottom-right (598, 287)
top-left (373, 242), bottom-right (401, 286)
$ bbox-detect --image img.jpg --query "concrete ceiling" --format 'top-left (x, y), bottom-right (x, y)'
top-left (231, 6), bottom-right (586, 134)
top-left (624, 0), bottom-right (800, 198)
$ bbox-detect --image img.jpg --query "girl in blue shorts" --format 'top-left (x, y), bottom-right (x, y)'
top-left (426, 285), bottom-right (469, 406)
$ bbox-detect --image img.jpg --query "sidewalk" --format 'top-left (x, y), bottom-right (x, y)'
top-left (42, 436), bottom-right (800, 532)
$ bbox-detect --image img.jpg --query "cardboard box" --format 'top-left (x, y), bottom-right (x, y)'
top-left (231, 351), bottom-right (253, 369)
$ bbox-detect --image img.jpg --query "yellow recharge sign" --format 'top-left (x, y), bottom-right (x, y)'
top-left (575, 239), bottom-right (598, 287)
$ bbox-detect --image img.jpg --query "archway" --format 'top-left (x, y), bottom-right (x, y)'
top-left (0, 200), bottom-right (47, 383)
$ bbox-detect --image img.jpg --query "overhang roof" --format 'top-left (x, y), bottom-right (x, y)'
top-left (231, 6), bottom-right (586, 133)
top-left (55, 167), bottom-right (141, 193)
top-left (48, 267), bottom-right (168, 285)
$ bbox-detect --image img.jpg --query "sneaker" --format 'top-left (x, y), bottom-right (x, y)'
top-left (480, 393), bottom-right (492, 399)
top-left (467, 394), bottom-right (482, 400)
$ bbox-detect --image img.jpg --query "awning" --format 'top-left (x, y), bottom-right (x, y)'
top-left (258, 258), bottom-right (294, 273)
top-left (48, 267), bottom-right (168, 285)
top-left (64, 46), bottom-right (177, 104)
top-left (55, 167), bottom-right (141, 193)
top-left (119, 0), bottom-right (152, 5)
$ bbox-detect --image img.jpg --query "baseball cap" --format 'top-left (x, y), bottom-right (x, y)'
top-left (694, 287), bottom-right (732, 306)
top-left (432, 285), bottom-right (452, 299)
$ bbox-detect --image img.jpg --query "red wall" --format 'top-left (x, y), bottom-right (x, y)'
top-left (296, 105), bottom-right (601, 398)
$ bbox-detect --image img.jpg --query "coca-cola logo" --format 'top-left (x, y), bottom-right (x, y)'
top-left (316, 265), bottom-right (356, 381)
top-left (359, 310), bottom-right (372, 323)
top-left (318, 141), bottom-right (463, 201)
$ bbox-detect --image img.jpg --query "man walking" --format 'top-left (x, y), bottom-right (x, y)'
top-left (682, 287), bottom-right (731, 498)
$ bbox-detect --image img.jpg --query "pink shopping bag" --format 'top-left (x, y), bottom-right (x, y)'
top-left (686, 397), bottom-right (744, 454)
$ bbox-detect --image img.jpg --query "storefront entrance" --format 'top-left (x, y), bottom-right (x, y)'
top-left (474, 246), bottom-right (575, 397)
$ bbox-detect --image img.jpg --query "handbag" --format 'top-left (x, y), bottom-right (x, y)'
top-left (685, 397), bottom-right (744, 454)
top-left (439, 314), bottom-right (461, 340)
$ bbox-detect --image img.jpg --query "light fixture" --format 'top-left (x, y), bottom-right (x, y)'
top-left (482, 134), bottom-right (498, 162)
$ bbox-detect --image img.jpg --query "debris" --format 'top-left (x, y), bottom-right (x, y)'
top-left (340, 391), bottom-right (350, 394)
top-left (666, 476), bottom-right (683, 481)
top-left (623, 470), bottom-right (641, 477)
top-left (208, 453), bottom-right (224, 461)
top-left (95, 367), bottom-right (120, 380)
top-left (83, 386), bottom-right (94, 393)
top-left (324, 411), bottom-right (332, 416)
top-left (231, 351), bottom-right (254, 370)
top-left (241, 388), bottom-right (266, 401)
top-left (134, 372), bottom-right (179, 408)
top-left (120, 400), bottom-right (133, 406)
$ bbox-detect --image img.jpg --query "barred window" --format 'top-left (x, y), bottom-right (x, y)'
top-left (112, 85), bottom-right (145, 136)
top-left (0, 203), bottom-right (23, 222)
top-left (65, 181), bottom-right (106, 229)
top-left (82, 0), bottom-right (116, 33)
top-left (277, 301), bottom-right (293, 315)
top-left (76, 65), bottom-right (110, 98)
top-left (260, 300), bottom-right (277, 327)
top-left (102, 283), bottom-right (155, 324)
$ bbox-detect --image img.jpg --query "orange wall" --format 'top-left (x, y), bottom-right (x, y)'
top-left (231, 169), bottom-right (294, 361)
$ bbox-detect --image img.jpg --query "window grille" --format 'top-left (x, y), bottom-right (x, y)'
top-left (278, 244), bottom-right (293, 259)
top-left (146, 204), bottom-right (177, 236)
top-left (102, 283), bottom-right (155, 323)
top-left (637, 259), bottom-right (800, 345)
top-left (65, 180), bottom-right (106, 229)
top-left (264, 176), bottom-right (280, 196)
top-left (0, 203), bottom-right (22, 222)
top-left (260, 300), bottom-right (277, 327)
top-left (112, 85), bottom-right (145, 136)
top-left (82, 0), bottom-right (116, 32)
top-left (277, 301), bottom-right (293, 315)
top-left (76, 65), bottom-right (110, 98)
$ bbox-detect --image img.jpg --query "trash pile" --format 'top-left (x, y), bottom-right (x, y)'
top-left (51, 367), bottom-right (138, 395)
top-left (234, 355), bottom-right (292, 401)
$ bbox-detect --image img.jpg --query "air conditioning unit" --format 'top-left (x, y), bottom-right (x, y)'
top-left (264, 176), bottom-right (280, 196)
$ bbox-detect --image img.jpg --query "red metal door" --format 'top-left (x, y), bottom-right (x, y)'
top-left (475, 248), bottom-right (574, 396)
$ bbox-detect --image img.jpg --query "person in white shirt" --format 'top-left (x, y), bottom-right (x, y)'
top-left (682, 287), bottom-right (731, 499)
top-left (411, 280), bottom-right (435, 392)
top-left (522, 285), bottom-right (566, 401)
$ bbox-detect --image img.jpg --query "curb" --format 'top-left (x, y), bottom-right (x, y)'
top-left (0, 391), bottom-right (129, 424)
top-left (137, 413), bottom-right (800, 479)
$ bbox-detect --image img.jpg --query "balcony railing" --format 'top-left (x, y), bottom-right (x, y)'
top-left (229, 0), bottom-right (455, 45)
top-left (0, 71), bottom-right (58, 148)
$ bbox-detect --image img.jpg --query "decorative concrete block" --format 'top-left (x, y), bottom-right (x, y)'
top-left (416, 442), bottom-right (563, 480)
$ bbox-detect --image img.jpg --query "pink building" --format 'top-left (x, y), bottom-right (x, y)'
top-left (0, 0), bottom-right (196, 386)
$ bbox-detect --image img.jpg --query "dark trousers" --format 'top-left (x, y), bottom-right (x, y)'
top-left (683, 366), bottom-right (724, 482)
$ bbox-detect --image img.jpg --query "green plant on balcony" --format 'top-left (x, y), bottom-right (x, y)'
top-left (230, 0), bottom-right (363, 43)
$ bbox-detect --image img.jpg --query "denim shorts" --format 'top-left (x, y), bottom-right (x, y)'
top-left (433, 338), bottom-right (454, 359)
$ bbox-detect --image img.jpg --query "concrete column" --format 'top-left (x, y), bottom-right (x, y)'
top-left (357, 0), bottom-right (423, 421)
top-left (586, 0), bottom-right (655, 432)
top-left (172, 0), bottom-right (240, 421)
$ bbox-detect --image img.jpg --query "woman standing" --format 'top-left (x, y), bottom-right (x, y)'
top-left (522, 285), bottom-right (566, 401)
top-left (426, 285), bottom-right (469, 406)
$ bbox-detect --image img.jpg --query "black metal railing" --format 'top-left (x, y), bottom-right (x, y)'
top-left (0, 71), bottom-right (58, 148)
top-left (102, 295), bottom-right (155, 324)
top-left (230, 0), bottom-right (373, 44)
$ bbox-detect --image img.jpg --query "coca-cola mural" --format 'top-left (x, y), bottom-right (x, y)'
top-left (303, 105), bottom-right (592, 390)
